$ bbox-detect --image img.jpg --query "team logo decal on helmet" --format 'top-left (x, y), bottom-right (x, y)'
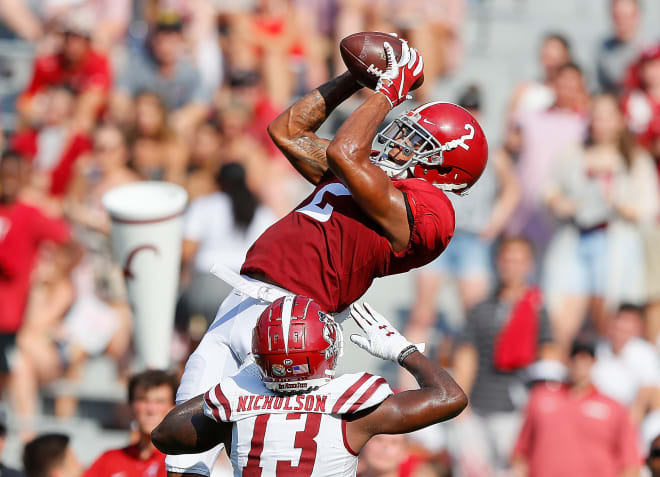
top-left (271, 364), bottom-right (286, 376)
top-left (371, 102), bottom-right (488, 194)
top-left (252, 295), bottom-right (343, 393)
top-left (440, 123), bottom-right (475, 151)
top-left (320, 311), bottom-right (342, 360)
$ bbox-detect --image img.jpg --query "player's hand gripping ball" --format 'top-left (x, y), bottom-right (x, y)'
top-left (340, 31), bottom-right (424, 91)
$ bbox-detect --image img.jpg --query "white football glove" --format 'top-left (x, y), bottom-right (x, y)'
top-left (349, 302), bottom-right (422, 364)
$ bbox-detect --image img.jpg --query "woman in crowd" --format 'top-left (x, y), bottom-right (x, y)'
top-left (176, 162), bottom-right (276, 339)
top-left (543, 93), bottom-right (659, 352)
top-left (508, 33), bottom-right (573, 118)
top-left (185, 120), bottom-right (225, 203)
top-left (129, 91), bottom-right (188, 185)
top-left (10, 243), bottom-right (79, 440)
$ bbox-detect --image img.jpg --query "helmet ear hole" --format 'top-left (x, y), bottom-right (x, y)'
top-left (434, 166), bottom-right (453, 176)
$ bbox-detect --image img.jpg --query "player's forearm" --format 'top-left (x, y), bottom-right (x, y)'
top-left (267, 72), bottom-right (362, 185)
top-left (151, 395), bottom-right (224, 455)
top-left (326, 93), bottom-right (390, 177)
top-left (401, 351), bottom-right (468, 420)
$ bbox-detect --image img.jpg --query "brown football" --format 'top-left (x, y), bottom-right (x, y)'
top-left (340, 31), bottom-right (424, 90)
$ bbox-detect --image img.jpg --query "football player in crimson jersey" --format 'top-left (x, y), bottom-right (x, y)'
top-left (153, 296), bottom-right (467, 477)
top-left (165, 38), bottom-right (486, 476)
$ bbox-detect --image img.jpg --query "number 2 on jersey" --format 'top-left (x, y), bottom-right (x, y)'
top-left (243, 413), bottom-right (322, 477)
top-left (296, 183), bottom-right (351, 222)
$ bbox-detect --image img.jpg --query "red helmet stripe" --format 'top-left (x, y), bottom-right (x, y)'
top-left (331, 373), bottom-right (373, 413)
top-left (346, 377), bottom-right (387, 413)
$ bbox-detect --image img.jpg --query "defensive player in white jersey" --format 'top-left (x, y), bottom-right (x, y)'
top-left (152, 295), bottom-right (467, 476)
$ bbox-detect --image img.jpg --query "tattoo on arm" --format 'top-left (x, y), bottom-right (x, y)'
top-left (271, 91), bottom-right (330, 184)
top-left (289, 135), bottom-right (330, 178)
top-left (269, 73), bottom-right (362, 184)
top-left (291, 91), bottom-right (327, 133)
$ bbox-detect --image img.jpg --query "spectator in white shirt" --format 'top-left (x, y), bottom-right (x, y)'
top-left (591, 303), bottom-right (660, 423)
top-left (175, 163), bottom-right (276, 333)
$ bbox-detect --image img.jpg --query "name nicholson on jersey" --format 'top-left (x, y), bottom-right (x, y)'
top-left (236, 394), bottom-right (328, 413)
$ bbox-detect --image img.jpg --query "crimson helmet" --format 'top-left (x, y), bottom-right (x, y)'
top-left (252, 295), bottom-right (343, 393)
top-left (371, 102), bottom-right (488, 195)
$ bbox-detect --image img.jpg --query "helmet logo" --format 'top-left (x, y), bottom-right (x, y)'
top-left (272, 364), bottom-right (286, 376)
top-left (319, 312), bottom-right (341, 359)
top-left (440, 124), bottom-right (475, 152)
top-left (283, 358), bottom-right (293, 365)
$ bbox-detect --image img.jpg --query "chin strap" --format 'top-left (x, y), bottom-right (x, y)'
top-left (370, 152), bottom-right (414, 179)
top-left (435, 182), bottom-right (469, 195)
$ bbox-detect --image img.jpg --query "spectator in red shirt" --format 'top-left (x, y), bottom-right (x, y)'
top-left (512, 334), bottom-right (641, 477)
top-left (622, 44), bottom-right (660, 149)
top-left (83, 370), bottom-right (177, 477)
top-left (0, 151), bottom-right (70, 389)
top-left (16, 10), bottom-right (111, 133)
top-left (11, 85), bottom-right (92, 199)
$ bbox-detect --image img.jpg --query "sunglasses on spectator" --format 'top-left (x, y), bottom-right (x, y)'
top-left (650, 448), bottom-right (660, 459)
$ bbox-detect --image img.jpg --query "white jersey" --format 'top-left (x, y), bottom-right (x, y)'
top-left (203, 362), bottom-right (393, 477)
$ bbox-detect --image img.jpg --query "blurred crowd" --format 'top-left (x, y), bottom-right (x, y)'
top-left (0, 0), bottom-right (659, 476)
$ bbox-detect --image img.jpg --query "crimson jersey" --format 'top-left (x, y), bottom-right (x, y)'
top-left (241, 175), bottom-right (455, 312)
top-left (203, 362), bottom-right (393, 477)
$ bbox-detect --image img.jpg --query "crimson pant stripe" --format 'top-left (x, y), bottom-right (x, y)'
top-left (214, 385), bottom-right (232, 421)
top-left (332, 373), bottom-right (373, 414)
top-left (346, 377), bottom-right (387, 413)
top-left (204, 389), bottom-right (222, 422)
top-left (243, 414), bottom-right (269, 477)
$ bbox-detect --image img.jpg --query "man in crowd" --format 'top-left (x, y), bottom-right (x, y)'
top-left (23, 434), bottom-right (82, 477)
top-left (16, 10), bottom-right (111, 133)
top-left (512, 334), bottom-right (640, 477)
top-left (153, 296), bottom-right (467, 475)
top-left (591, 303), bottom-right (660, 424)
top-left (83, 370), bottom-right (177, 477)
top-left (163, 37), bottom-right (488, 476)
top-left (113, 13), bottom-right (211, 138)
top-left (452, 236), bottom-right (555, 474)
top-left (596, 0), bottom-right (647, 93)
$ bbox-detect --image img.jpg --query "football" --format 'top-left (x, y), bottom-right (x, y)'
top-left (340, 32), bottom-right (424, 90)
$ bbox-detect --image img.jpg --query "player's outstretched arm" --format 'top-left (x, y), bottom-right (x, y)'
top-left (325, 42), bottom-right (424, 252)
top-left (151, 395), bottom-right (231, 456)
top-left (267, 72), bottom-right (362, 185)
top-left (346, 303), bottom-right (467, 452)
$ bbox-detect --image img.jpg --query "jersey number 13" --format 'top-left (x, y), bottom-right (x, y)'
top-left (243, 413), bottom-right (322, 476)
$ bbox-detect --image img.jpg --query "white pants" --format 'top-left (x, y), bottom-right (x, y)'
top-left (165, 276), bottom-right (290, 476)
